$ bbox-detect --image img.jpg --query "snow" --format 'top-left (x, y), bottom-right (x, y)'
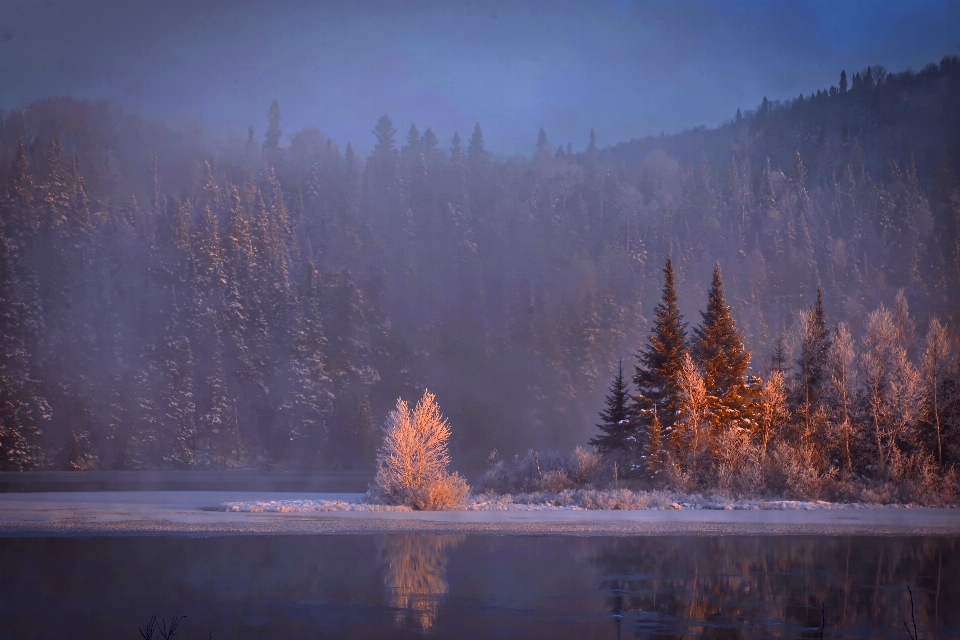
top-left (215, 496), bottom-right (912, 513)
top-left (1, 491), bottom-right (957, 537)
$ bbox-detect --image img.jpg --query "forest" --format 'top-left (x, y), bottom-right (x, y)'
top-left (1, 56), bottom-right (959, 485)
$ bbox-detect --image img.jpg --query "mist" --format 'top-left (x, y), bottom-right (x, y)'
top-left (1, 1), bottom-right (959, 476)
top-left (3, 1), bottom-right (960, 154)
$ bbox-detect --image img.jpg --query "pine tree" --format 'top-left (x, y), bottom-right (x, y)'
top-left (0, 237), bottom-right (49, 470)
top-left (263, 100), bottom-right (282, 156)
top-left (1, 139), bottom-right (37, 236)
top-left (792, 286), bottom-right (831, 429)
top-left (633, 258), bottom-right (688, 459)
top-left (586, 128), bottom-right (597, 156)
top-left (643, 407), bottom-right (669, 481)
top-left (421, 127), bottom-right (438, 151)
top-left (771, 336), bottom-right (787, 374)
top-left (450, 132), bottom-right (462, 163)
top-left (691, 263), bottom-right (754, 432)
top-left (467, 123), bottom-right (487, 165)
top-left (589, 359), bottom-right (632, 454)
top-left (373, 114), bottom-right (397, 158)
top-left (536, 127), bottom-right (549, 153)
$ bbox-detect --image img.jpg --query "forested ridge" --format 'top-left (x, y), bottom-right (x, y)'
top-left (1, 57), bottom-right (959, 474)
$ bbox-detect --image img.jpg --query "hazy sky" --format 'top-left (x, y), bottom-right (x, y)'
top-left (2, 0), bottom-right (959, 155)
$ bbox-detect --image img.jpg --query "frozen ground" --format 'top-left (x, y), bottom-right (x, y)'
top-left (2, 491), bottom-right (960, 536)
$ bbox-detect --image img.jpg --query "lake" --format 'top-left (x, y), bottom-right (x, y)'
top-left (1, 534), bottom-right (957, 639)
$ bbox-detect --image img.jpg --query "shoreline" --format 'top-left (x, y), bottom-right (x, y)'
top-left (2, 491), bottom-right (960, 537)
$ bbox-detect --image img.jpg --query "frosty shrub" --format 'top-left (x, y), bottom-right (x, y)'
top-left (478, 446), bottom-right (603, 494)
top-left (766, 442), bottom-right (835, 500)
top-left (369, 391), bottom-right (470, 510)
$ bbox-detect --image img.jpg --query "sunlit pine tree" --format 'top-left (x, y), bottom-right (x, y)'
top-left (691, 262), bottom-right (754, 439)
top-left (633, 258), bottom-right (688, 467)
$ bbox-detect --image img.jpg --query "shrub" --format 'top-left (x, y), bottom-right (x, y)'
top-left (368, 390), bottom-right (470, 510)
top-left (477, 446), bottom-right (604, 494)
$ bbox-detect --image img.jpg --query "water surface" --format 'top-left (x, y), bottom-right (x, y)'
top-left (1, 534), bottom-right (956, 639)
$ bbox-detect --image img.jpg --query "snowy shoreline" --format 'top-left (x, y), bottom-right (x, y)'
top-left (2, 491), bottom-right (960, 537)
top-left (218, 494), bottom-right (951, 513)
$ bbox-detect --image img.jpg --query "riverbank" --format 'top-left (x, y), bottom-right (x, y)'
top-left (2, 491), bottom-right (959, 537)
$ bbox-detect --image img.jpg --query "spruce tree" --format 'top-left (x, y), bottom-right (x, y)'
top-left (467, 123), bottom-right (487, 165)
top-left (373, 114), bottom-right (397, 157)
top-left (263, 100), bottom-right (282, 155)
top-left (590, 359), bottom-right (632, 454)
top-left (793, 285), bottom-right (831, 418)
top-left (691, 262), bottom-right (753, 430)
top-left (643, 407), bottom-right (668, 481)
top-left (450, 132), bottom-right (462, 163)
top-left (634, 258), bottom-right (688, 454)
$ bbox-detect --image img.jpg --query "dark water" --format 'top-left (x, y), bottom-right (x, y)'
top-left (1, 535), bottom-right (958, 639)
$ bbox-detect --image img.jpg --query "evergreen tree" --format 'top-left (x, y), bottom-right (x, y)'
top-left (643, 407), bottom-right (669, 481)
top-left (450, 132), bottom-right (462, 162)
top-left (771, 336), bottom-right (787, 374)
top-left (373, 114), bottom-right (397, 158)
top-left (263, 100), bottom-right (282, 155)
top-left (691, 262), bottom-right (754, 431)
top-left (589, 358), bottom-right (632, 454)
top-left (421, 127), bottom-right (438, 151)
top-left (467, 123), bottom-right (487, 165)
top-left (535, 127), bottom-right (549, 155)
top-left (0, 237), bottom-right (49, 470)
top-left (406, 123), bottom-right (421, 150)
top-left (633, 258), bottom-right (688, 458)
top-left (792, 285), bottom-right (831, 423)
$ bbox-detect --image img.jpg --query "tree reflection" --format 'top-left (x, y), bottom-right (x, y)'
top-left (593, 536), bottom-right (960, 639)
top-left (377, 534), bottom-right (464, 630)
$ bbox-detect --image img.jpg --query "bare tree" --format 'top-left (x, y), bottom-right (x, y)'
top-left (371, 390), bottom-right (469, 510)
top-left (755, 371), bottom-right (789, 463)
top-left (827, 322), bottom-right (857, 470)
top-left (921, 318), bottom-right (953, 465)
top-left (674, 354), bottom-right (711, 475)
top-left (860, 305), bottom-right (897, 475)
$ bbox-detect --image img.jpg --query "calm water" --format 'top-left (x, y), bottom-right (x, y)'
top-left (1, 534), bottom-right (957, 639)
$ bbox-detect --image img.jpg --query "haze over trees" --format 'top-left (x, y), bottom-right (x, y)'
top-left (597, 261), bottom-right (959, 500)
top-left (1, 57), bottom-right (959, 479)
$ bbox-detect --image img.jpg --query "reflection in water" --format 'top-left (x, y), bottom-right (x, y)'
top-left (593, 536), bottom-right (960, 639)
top-left (377, 534), bottom-right (464, 630)
top-left (0, 534), bottom-right (957, 638)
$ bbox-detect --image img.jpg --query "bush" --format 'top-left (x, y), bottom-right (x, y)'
top-left (368, 390), bottom-right (470, 510)
top-left (477, 446), bottom-right (604, 494)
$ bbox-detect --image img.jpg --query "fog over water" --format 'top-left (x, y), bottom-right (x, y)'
top-left (1, 1), bottom-right (960, 482)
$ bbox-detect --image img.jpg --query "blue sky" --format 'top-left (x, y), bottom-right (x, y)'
top-left (2, 0), bottom-right (958, 155)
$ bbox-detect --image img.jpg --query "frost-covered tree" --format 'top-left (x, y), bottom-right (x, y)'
top-left (826, 322), bottom-right (857, 470)
top-left (673, 354), bottom-right (710, 475)
top-left (370, 390), bottom-right (469, 510)
top-left (921, 318), bottom-right (953, 465)
top-left (860, 305), bottom-right (899, 474)
top-left (754, 371), bottom-right (788, 463)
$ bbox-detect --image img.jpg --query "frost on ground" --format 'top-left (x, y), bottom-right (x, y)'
top-left (216, 488), bottom-right (942, 513)
top-left (219, 499), bottom-right (412, 513)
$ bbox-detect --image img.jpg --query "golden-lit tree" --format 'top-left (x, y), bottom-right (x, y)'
top-left (371, 390), bottom-right (470, 510)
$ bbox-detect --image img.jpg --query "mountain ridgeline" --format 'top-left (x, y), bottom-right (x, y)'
top-left (1, 58), bottom-right (959, 473)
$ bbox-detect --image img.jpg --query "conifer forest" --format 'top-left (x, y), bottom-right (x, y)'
top-left (2, 58), bottom-right (960, 499)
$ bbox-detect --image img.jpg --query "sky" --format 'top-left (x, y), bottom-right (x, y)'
top-left (2, 0), bottom-right (959, 156)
